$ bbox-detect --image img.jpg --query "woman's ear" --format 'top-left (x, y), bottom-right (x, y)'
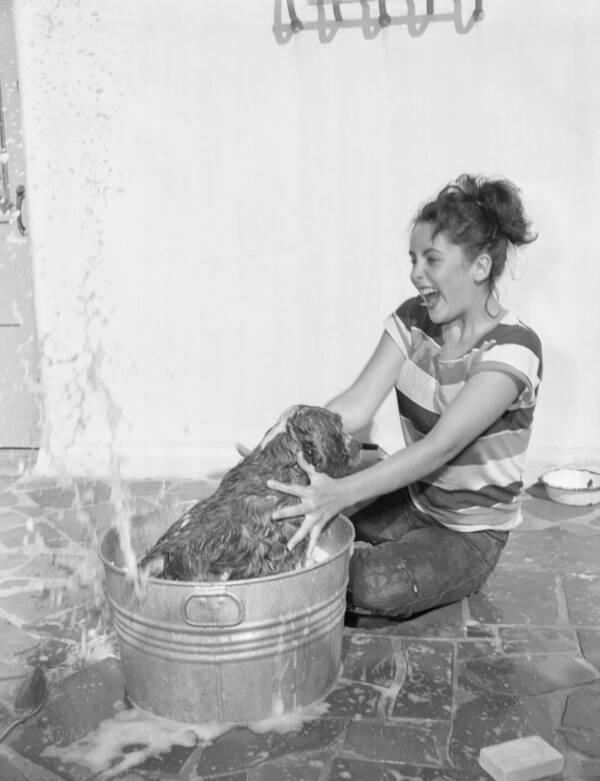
top-left (472, 252), bottom-right (492, 284)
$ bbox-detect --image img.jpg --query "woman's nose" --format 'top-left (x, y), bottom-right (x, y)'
top-left (410, 259), bottom-right (424, 283)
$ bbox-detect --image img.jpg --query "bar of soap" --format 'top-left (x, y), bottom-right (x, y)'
top-left (478, 735), bottom-right (564, 781)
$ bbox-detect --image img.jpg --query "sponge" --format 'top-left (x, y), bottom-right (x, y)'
top-left (478, 735), bottom-right (564, 781)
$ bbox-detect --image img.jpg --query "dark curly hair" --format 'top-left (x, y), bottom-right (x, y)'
top-left (414, 174), bottom-right (537, 304)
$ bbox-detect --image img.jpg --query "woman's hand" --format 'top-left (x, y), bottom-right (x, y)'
top-left (267, 452), bottom-right (349, 558)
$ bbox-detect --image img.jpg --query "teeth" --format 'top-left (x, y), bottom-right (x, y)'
top-left (420, 288), bottom-right (438, 297)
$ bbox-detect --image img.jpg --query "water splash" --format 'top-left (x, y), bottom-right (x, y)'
top-left (84, 335), bottom-right (137, 584)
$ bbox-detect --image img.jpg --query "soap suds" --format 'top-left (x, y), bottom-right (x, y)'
top-left (42, 698), bottom-right (331, 777)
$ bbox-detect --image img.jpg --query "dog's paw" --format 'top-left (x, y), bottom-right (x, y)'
top-left (303, 545), bottom-right (330, 570)
top-left (204, 569), bottom-right (232, 582)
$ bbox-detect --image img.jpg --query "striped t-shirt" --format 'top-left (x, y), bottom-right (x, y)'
top-left (384, 297), bottom-right (543, 531)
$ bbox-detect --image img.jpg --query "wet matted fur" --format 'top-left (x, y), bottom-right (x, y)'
top-left (139, 405), bottom-right (360, 581)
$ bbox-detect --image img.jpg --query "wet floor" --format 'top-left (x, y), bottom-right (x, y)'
top-left (0, 452), bottom-right (599, 780)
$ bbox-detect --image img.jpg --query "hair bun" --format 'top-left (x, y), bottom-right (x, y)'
top-left (468, 176), bottom-right (537, 248)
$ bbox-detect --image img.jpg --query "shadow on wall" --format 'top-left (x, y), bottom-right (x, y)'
top-left (532, 342), bottom-right (581, 455)
top-left (273, 0), bottom-right (484, 44)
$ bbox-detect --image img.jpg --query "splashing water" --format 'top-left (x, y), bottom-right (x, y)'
top-left (18, 228), bottom-right (143, 665)
top-left (84, 325), bottom-right (138, 586)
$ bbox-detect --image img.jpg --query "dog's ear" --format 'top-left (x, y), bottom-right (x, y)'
top-left (287, 407), bottom-right (335, 472)
top-left (301, 440), bottom-right (317, 467)
top-left (289, 406), bottom-right (354, 477)
top-left (257, 429), bottom-right (299, 467)
top-left (309, 430), bottom-right (344, 472)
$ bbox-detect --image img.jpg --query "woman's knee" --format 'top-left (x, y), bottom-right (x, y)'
top-left (347, 535), bottom-right (497, 619)
top-left (348, 543), bottom-right (418, 618)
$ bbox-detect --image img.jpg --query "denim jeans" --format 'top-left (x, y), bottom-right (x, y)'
top-left (347, 487), bottom-right (508, 619)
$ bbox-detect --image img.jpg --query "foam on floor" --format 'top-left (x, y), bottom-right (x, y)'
top-left (42, 698), bottom-right (330, 777)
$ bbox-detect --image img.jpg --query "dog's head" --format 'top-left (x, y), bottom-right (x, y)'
top-left (140, 404), bottom-right (360, 582)
top-left (257, 404), bottom-right (360, 478)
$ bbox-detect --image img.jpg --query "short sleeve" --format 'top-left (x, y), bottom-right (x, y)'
top-left (383, 298), bottom-right (424, 358)
top-left (383, 312), bottom-right (410, 357)
top-left (472, 325), bottom-right (543, 405)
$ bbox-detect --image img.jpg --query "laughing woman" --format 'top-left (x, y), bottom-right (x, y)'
top-left (269, 174), bottom-right (542, 618)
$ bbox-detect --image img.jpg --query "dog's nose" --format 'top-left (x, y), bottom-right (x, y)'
top-left (346, 437), bottom-right (361, 461)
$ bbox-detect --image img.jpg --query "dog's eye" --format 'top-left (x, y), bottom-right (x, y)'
top-left (303, 442), bottom-right (315, 463)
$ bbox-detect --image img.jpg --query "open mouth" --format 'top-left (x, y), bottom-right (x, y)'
top-left (419, 287), bottom-right (441, 307)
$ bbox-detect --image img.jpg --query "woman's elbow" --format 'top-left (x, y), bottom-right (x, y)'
top-left (326, 397), bottom-right (373, 436)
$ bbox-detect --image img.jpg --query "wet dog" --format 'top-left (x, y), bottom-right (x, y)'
top-left (139, 405), bottom-right (360, 581)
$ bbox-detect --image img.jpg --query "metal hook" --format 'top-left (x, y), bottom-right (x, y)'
top-left (378, 0), bottom-right (391, 27)
top-left (287, 0), bottom-right (303, 32)
top-left (473, 0), bottom-right (484, 21)
top-left (332, 0), bottom-right (343, 23)
top-left (426, 0), bottom-right (434, 14)
top-left (15, 184), bottom-right (26, 236)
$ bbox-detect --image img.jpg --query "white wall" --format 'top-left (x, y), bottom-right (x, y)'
top-left (13, 0), bottom-right (600, 477)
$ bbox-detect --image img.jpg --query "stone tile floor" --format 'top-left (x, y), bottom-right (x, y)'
top-left (0, 456), bottom-right (599, 780)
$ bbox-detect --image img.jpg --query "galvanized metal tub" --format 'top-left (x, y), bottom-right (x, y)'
top-left (99, 512), bottom-right (354, 723)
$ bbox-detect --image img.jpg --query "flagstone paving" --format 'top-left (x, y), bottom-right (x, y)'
top-left (0, 465), bottom-right (599, 780)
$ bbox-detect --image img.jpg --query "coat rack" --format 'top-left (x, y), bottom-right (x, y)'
top-left (275, 0), bottom-right (484, 40)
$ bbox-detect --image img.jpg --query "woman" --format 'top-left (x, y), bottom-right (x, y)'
top-left (269, 174), bottom-right (543, 618)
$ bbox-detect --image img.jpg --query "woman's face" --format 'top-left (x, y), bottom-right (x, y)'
top-left (409, 221), bottom-right (476, 325)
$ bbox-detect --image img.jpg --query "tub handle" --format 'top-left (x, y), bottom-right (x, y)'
top-left (182, 592), bottom-right (245, 627)
top-left (15, 185), bottom-right (26, 235)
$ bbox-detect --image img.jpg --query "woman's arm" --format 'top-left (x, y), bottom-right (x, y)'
top-left (269, 369), bottom-right (520, 554)
top-left (340, 370), bottom-right (520, 505)
top-left (326, 332), bottom-right (405, 434)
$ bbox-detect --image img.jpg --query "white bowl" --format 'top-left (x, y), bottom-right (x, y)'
top-left (540, 467), bottom-right (600, 506)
